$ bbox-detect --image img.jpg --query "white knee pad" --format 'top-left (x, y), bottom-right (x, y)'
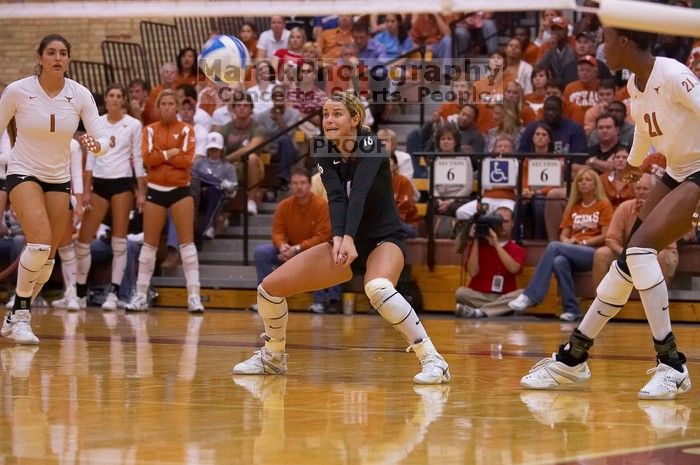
top-left (596, 260), bottom-right (634, 307)
top-left (179, 242), bottom-right (198, 265)
top-left (111, 237), bottom-right (127, 256)
top-left (179, 243), bottom-right (200, 292)
top-left (20, 243), bottom-right (51, 272)
top-left (138, 244), bottom-right (157, 274)
top-left (74, 241), bottom-right (92, 283)
top-left (365, 278), bottom-right (408, 324)
top-left (257, 284), bottom-right (287, 320)
top-left (627, 247), bottom-right (664, 291)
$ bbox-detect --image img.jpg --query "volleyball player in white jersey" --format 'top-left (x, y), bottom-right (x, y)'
top-left (73, 83), bottom-right (146, 311)
top-left (0, 34), bottom-right (108, 344)
top-left (521, 28), bottom-right (700, 400)
top-left (50, 138), bottom-right (85, 311)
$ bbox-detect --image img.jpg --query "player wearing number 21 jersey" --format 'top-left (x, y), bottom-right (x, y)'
top-left (627, 56), bottom-right (700, 181)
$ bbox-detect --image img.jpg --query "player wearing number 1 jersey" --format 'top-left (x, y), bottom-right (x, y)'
top-left (0, 34), bottom-right (108, 344)
top-left (521, 27), bottom-right (700, 400)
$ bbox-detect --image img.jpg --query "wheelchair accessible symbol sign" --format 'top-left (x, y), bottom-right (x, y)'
top-left (481, 157), bottom-right (518, 188)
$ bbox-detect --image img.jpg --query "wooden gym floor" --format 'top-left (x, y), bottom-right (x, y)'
top-left (1, 308), bottom-right (699, 465)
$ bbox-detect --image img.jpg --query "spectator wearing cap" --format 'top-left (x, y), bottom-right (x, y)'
top-left (192, 132), bottom-right (238, 239)
top-left (562, 54), bottom-right (599, 125)
top-left (559, 30), bottom-right (612, 87)
top-left (536, 16), bottom-right (576, 81)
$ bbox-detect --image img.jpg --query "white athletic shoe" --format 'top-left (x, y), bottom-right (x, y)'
top-left (233, 346), bottom-right (288, 375)
top-left (407, 338), bottom-right (451, 384)
top-left (1, 310), bottom-right (39, 345)
top-left (66, 294), bottom-right (83, 312)
top-left (187, 294), bottom-right (205, 313)
top-left (125, 292), bottom-right (149, 312)
top-left (102, 292), bottom-right (119, 311)
top-left (508, 293), bottom-right (536, 312)
top-left (638, 363), bottom-right (691, 400)
top-left (520, 354), bottom-right (591, 389)
top-left (0, 346), bottom-right (39, 378)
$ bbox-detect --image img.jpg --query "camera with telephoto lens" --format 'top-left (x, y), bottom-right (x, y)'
top-left (473, 213), bottom-right (504, 238)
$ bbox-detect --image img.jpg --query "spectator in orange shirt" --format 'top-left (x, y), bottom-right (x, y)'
top-left (319, 14), bottom-right (354, 61)
top-left (598, 146), bottom-right (635, 209)
top-left (592, 173), bottom-right (678, 286)
top-left (509, 168), bottom-right (614, 321)
top-left (410, 14), bottom-right (453, 64)
top-left (127, 78), bottom-right (158, 125)
top-left (513, 26), bottom-right (539, 65)
top-left (389, 154), bottom-right (419, 237)
top-left (252, 168), bottom-right (337, 313)
top-left (559, 31), bottom-right (612, 86)
top-left (148, 63), bottom-right (179, 108)
top-left (524, 65), bottom-right (550, 114)
top-left (175, 47), bottom-right (201, 87)
top-left (562, 55), bottom-right (599, 125)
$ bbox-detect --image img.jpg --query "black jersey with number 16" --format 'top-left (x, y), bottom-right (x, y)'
top-left (315, 133), bottom-right (402, 241)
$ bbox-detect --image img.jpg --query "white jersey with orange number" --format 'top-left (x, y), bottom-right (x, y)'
top-left (627, 57), bottom-right (700, 181)
top-left (86, 113), bottom-right (144, 179)
top-left (0, 75), bottom-right (108, 183)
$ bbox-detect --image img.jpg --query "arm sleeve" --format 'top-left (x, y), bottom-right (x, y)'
top-left (166, 125), bottom-right (196, 169)
top-left (344, 151), bottom-right (385, 239)
top-left (0, 130), bottom-right (12, 168)
top-left (142, 126), bottom-right (166, 168)
top-left (317, 157), bottom-right (348, 238)
top-left (130, 120), bottom-right (146, 177)
top-left (300, 201), bottom-right (331, 250)
top-left (627, 125), bottom-right (652, 167)
top-left (79, 88), bottom-right (109, 156)
top-left (70, 140), bottom-right (84, 194)
top-left (85, 152), bottom-right (96, 171)
top-left (0, 84), bottom-right (18, 137)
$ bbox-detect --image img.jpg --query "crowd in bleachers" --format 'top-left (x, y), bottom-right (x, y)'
top-left (1, 7), bottom-right (700, 315)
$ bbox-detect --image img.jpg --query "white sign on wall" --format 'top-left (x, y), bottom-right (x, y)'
top-left (527, 159), bottom-right (563, 187)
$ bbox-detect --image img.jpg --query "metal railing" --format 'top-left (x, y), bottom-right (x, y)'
top-left (101, 41), bottom-right (148, 88)
top-left (68, 60), bottom-right (114, 95)
top-left (415, 152), bottom-right (590, 269)
top-left (234, 111), bottom-right (321, 265)
top-left (140, 21), bottom-right (180, 88)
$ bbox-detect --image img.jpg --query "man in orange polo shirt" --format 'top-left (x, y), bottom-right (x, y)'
top-left (252, 168), bottom-right (338, 313)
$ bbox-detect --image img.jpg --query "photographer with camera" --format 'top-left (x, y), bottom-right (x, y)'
top-left (455, 206), bottom-right (527, 318)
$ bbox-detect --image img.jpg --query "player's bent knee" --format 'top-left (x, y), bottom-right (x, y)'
top-left (365, 277), bottom-right (408, 324)
top-left (594, 246), bottom-right (615, 264)
top-left (626, 246), bottom-right (664, 291)
top-left (20, 243), bottom-right (51, 272)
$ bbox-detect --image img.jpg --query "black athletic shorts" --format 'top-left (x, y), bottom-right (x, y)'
top-left (5, 174), bottom-right (71, 195)
top-left (145, 186), bottom-right (191, 208)
top-left (660, 170), bottom-right (700, 190)
top-left (92, 177), bottom-right (135, 200)
top-left (350, 230), bottom-right (407, 274)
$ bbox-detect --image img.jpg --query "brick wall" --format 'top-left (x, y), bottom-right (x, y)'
top-left (0, 17), bottom-right (164, 86)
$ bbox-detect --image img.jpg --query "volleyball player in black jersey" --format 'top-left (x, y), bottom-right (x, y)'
top-left (233, 92), bottom-right (450, 384)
